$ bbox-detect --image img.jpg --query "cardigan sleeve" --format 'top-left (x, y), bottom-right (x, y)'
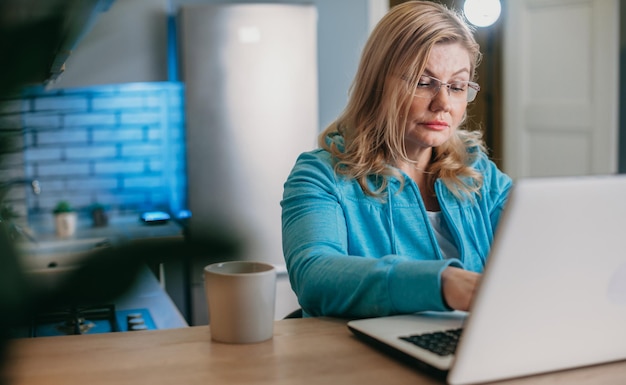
top-left (281, 151), bottom-right (462, 318)
top-left (474, 152), bottom-right (513, 232)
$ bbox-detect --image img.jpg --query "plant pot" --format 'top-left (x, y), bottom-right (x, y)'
top-left (91, 208), bottom-right (108, 227)
top-left (54, 212), bottom-right (77, 238)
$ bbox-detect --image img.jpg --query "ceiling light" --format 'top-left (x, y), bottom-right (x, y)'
top-left (463, 0), bottom-right (501, 27)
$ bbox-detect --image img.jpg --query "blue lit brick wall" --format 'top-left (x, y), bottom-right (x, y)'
top-left (19, 82), bottom-right (186, 220)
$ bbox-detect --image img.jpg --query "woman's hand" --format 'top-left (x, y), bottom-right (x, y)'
top-left (441, 266), bottom-right (481, 311)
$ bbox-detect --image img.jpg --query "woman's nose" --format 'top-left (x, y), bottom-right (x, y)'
top-left (429, 85), bottom-right (451, 112)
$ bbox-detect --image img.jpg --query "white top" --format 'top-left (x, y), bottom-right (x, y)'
top-left (426, 211), bottom-right (459, 260)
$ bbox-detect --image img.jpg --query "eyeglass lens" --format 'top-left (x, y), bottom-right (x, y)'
top-left (412, 75), bottom-right (479, 102)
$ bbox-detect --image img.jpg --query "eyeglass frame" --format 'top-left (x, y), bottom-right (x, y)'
top-left (405, 74), bottom-right (481, 103)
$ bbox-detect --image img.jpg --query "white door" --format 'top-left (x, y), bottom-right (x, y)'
top-left (502, 0), bottom-right (619, 179)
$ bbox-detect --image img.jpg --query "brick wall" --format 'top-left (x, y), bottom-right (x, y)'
top-left (0, 97), bottom-right (28, 223)
top-left (18, 82), bottom-right (186, 222)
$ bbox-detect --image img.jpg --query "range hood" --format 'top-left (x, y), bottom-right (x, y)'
top-left (0, 0), bottom-right (114, 91)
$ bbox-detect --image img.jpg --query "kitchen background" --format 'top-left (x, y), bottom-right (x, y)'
top-left (1, 0), bottom-right (624, 327)
top-left (1, 0), bottom-right (388, 326)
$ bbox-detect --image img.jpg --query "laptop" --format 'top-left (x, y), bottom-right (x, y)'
top-left (348, 175), bottom-right (626, 384)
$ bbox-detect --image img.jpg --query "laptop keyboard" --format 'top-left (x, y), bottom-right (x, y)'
top-left (399, 328), bottom-right (463, 356)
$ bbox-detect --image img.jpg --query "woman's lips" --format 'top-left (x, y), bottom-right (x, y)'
top-left (422, 120), bottom-right (449, 130)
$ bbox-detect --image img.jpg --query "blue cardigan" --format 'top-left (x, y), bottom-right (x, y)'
top-left (281, 145), bottom-right (512, 318)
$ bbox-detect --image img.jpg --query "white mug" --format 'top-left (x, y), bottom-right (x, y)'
top-left (204, 261), bottom-right (276, 344)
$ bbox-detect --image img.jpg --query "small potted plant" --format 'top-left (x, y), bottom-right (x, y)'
top-left (90, 202), bottom-right (109, 227)
top-left (53, 200), bottom-right (77, 238)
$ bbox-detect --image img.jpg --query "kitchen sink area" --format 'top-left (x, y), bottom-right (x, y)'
top-left (13, 214), bottom-right (184, 290)
top-left (16, 236), bottom-right (113, 292)
top-left (17, 236), bottom-right (112, 258)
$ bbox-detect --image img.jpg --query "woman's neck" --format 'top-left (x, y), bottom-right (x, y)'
top-left (397, 148), bottom-right (440, 211)
top-left (397, 147), bottom-right (433, 176)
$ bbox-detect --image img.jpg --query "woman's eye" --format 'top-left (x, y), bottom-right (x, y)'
top-left (450, 83), bottom-right (467, 92)
top-left (417, 79), bottom-right (433, 88)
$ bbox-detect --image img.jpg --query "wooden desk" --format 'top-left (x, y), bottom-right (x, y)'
top-left (3, 318), bottom-right (625, 385)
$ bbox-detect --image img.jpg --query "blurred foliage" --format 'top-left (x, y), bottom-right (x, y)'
top-left (0, 205), bottom-right (19, 222)
top-left (0, 4), bottom-right (241, 385)
top-left (53, 200), bottom-right (75, 214)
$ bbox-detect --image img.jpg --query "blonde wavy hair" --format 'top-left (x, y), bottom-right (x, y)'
top-left (319, 0), bottom-right (485, 200)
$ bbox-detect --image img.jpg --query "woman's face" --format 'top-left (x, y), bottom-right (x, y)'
top-left (403, 42), bottom-right (472, 157)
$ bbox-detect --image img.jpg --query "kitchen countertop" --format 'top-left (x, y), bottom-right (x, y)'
top-left (24, 214), bottom-right (185, 244)
top-left (16, 214), bottom-right (185, 271)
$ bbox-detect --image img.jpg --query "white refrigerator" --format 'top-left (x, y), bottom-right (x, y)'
top-left (178, 3), bottom-right (318, 323)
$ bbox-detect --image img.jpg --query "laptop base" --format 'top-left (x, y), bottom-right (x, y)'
top-left (348, 324), bottom-right (448, 381)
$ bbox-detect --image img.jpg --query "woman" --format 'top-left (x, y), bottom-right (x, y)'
top-left (281, 1), bottom-right (512, 318)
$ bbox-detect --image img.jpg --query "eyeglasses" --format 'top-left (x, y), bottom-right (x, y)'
top-left (408, 75), bottom-right (480, 103)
